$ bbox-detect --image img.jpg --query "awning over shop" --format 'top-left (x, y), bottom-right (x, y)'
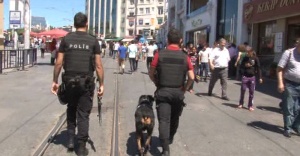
top-left (104, 37), bottom-right (123, 42)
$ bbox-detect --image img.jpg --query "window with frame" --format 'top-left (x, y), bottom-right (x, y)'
top-left (152, 7), bottom-right (155, 12)
top-left (121, 27), bottom-right (125, 33)
top-left (146, 8), bottom-right (150, 14)
top-left (158, 6), bottom-right (163, 15)
top-left (157, 17), bottom-right (163, 24)
top-left (158, 0), bottom-right (163, 2)
top-left (146, 0), bottom-right (150, 3)
top-left (129, 30), bottom-right (134, 36)
top-left (139, 8), bottom-right (144, 14)
top-left (140, 0), bottom-right (144, 4)
top-left (130, 0), bottom-right (134, 5)
top-left (139, 30), bottom-right (143, 35)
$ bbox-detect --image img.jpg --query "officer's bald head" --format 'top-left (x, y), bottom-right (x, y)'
top-left (167, 28), bottom-right (182, 45)
top-left (74, 12), bottom-right (88, 29)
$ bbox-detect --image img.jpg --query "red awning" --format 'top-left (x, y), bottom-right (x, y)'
top-left (38, 29), bottom-right (69, 38)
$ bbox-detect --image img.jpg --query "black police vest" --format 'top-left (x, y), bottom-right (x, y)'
top-left (63, 32), bottom-right (96, 76)
top-left (157, 49), bottom-right (188, 88)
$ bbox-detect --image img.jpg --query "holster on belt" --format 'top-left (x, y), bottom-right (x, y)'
top-left (62, 72), bottom-right (95, 90)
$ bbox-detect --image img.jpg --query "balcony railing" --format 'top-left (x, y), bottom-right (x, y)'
top-left (187, 5), bottom-right (207, 18)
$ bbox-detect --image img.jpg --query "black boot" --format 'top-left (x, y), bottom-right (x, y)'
top-left (77, 142), bottom-right (88, 156)
top-left (161, 150), bottom-right (170, 156)
top-left (67, 134), bottom-right (75, 149)
top-left (160, 139), bottom-right (170, 156)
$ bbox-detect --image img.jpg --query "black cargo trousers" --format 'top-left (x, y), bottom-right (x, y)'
top-left (63, 74), bottom-right (95, 143)
top-left (155, 87), bottom-right (185, 144)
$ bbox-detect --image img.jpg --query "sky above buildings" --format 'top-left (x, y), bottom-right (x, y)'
top-left (3, 0), bottom-right (85, 29)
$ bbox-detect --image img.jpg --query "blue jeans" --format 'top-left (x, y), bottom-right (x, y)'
top-left (283, 79), bottom-right (300, 132)
top-left (200, 62), bottom-right (209, 78)
top-left (129, 58), bottom-right (137, 72)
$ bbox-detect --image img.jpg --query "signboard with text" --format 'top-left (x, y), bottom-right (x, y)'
top-left (243, 0), bottom-right (300, 23)
top-left (9, 11), bottom-right (21, 29)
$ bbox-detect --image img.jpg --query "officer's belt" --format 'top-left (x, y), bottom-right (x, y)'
top-left (64, 71), bottom-right (94, 77)
top-left (62, 72), bottom-right (95, 84)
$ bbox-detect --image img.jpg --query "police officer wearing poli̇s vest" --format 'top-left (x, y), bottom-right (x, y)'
top-left (51, 12), bottom-right (104, 156)
top-left (149, 28), bottom-right (195, 156)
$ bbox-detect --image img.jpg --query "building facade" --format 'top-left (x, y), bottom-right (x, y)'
top-left (241, 0), bottom-right (300, 76)
top-left (31, 16), bottom-right (47, 31)
top-left (120, 0), bottom-right (166, 41)
top-left (86, 0), bottom-right (167, 40)
top-left (86, 0), bottom-right (121, 38)
top-left (166, 0), bottom-right (248, 47)
top-left (0, 0), bottom-right (4, 50)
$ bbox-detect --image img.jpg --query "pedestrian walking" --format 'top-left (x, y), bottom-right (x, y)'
top-left (235, 44), bottom-right (247, 80)
top-left (208, 38), bottom-right (231, 100)
top-left (40, 40), bottom-right (46, 58)
top-left (50, 38), bottom-right (57, 65)
top-left (199, 43), bottom-right (211, 82)
top-left (51, 12), bottom-right (104, 156)
top-left (237, 48), bottom-right (263, 111)
top-left (277, 38), bottom-right (300, 138)
top-left (117, 41), bottom-right (127, 74)
top-left (146, 41), bottom-right (156, 72)
top-left (113, 41), bottom-right (120, 59)
top-left (101, 40), bottom-right (107, 58)
top-left (187, 47), bottom-right (198, 93)
top-left (127, 40), bottom-right (138, 73)
top-left (149, 28), bottom-right (194, 156)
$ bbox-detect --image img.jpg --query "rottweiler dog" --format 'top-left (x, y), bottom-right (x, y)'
top-left (135, 95), bottom-right (155, 156)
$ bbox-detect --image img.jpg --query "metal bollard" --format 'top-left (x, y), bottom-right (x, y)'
top-left (0, 51), bottom-right (2, 74)
top-left (22, 50), bottom-right (25, 71)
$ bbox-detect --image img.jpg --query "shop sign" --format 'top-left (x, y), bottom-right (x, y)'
top-left (191, 19), bottom-right (202, 27)
top-left (243, 0), bottom-right (300, 23)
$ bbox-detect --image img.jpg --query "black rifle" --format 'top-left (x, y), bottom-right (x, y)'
top-left (97, 96), bottom-right (102, 126)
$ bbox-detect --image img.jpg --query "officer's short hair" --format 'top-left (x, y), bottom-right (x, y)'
top-left (167, 28), bottom-right (182, 45)
top-left (74, 12), bottom-right (88, 29)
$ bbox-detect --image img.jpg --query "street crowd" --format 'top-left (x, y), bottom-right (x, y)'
top-left (48, 11), bottom-right (300, 156)
top-left (101, 36), bottom-right (300, 138)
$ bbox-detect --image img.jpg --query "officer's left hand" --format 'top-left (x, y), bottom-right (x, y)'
top-left (98, 85), bottom-right (104, 97)
top-left (51, 82), bottom-right (59, 95)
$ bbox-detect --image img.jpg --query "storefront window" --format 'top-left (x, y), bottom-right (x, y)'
top-left (287, 15), bottom-right (300, 48)
top-left (258, 21), bottom-right (276, 55)
top-left (186, 29), bottom-right (207, 47)
top-left (216, 0), bottom-right (238, 43)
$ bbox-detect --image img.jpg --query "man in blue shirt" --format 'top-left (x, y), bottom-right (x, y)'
top-left (118, 41), bottom-right (128, 74)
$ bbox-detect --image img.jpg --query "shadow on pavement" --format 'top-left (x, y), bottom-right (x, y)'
top-left (233, 78), bottom-right (281, 99)
top-left (223, 103), bottom-right (238, 108)
top-left (140, 71), bottom-right (148, 75)
top-left (51, 130), bottom-right (97, 155)
top-left (247, 121), bottom-right (283, 134)
top-left (126, 132), bottom-right (161, 156)
top-left (52, 130), bottom-right (69, 149)
top-left (36, 62), bottom-right (53, 66)
top-left (256, 106), bottom-right (282, 114)
top-left (51, 130), bottom-right (76, 154)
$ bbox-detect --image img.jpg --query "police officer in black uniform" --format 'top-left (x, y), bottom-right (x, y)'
top-left (51, 12), bottom-right (104, 156)
top-left (149, 28), bottom-right (194, 156)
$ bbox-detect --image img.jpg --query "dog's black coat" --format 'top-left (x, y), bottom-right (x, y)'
top-left (134, 95), bottom-right (155, 155)
top-left (135, 95), bottom-right (155, 132)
